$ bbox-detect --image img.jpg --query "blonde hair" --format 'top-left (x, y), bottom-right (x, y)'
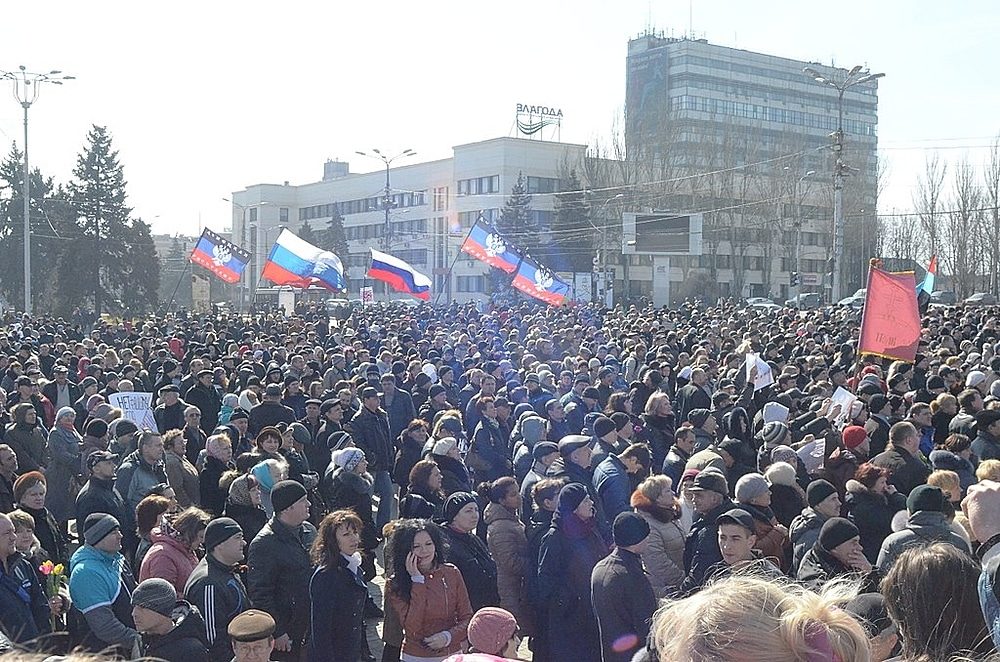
top-left (645, 392), bottom-right (670, 416)
top-left (636, 474), bottom-right (672, 502)
top-left (927, 470), bottom-right (960, 498)
top-left (976, 459), bottom-right (1000, 482)
top-left (650, 576), bottom-right (870, 661)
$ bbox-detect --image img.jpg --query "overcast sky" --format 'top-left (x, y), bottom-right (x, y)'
top-left (1, 0), bottom-right (997, 238)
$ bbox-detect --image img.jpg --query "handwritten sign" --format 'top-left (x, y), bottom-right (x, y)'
top-left (745, 353), bottom-right (774, 391)
top-left (109, 392), bottom-right (156, 431)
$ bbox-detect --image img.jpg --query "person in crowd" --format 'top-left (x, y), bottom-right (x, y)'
top-left (764, 460), bottom-right (807, 528)
top-left (309, 509), bottom-right (371, 662)
top-left (0, 444), bottom-right (18, 513)
top-left (387, 518), bottom-right (472, 662)
top-left (481, 476), bottom-right (531, 636)
top-left (467, 397), bottom-right (512, 484)
top-left (185, 369), bottom-right (223, 434)
top-left (68, 513), bottom-right (139, 655)
top-left (134, 494), bottom-right (172, 570)
top-left (796, 517), bottom-right (877, 592)
top-left (871, 421), bottom-right (931, 496)
top-left (6, 403), bottom-right (47, 475)
top-left (249, 384), bottom-right (296, 437)
top-left (733, 472), bottom-right (790, 572)
top-left (661, 425), bottom-right (694, 490)
top-left (591, 512), bottom-right (657, 662)
top-left (882, 542), bottom-right (995, 660)
top-left (381, 372), bottom-right (417, 441)
top-left (592, 442), bottom-right (652, 525)
top-left (154, 385), bottom-right (189, 435)
top-left (400, 459), bottom-right (447, 520)
top-left (520, 440), bottom-right (559, 518)
top-left (630, 474), bottom-right (685, 598)
top-left (320, 447), bottom-right (379, 582)
top-left (876, 484), bottom-right (971, 570)
top-left (711, 508), bottom-right (783, 580)
top-left (182, 407), bottom-right (208, 466)
top-left (536, 483), bottom-right (608, 662)
top-left (679, 467), bottom-right (735, 595)
top-left (547, 434), bottom-right (611, 544)
top-left (139, 506), bottom-right (211, 593)
top-left (462, 606), bottom-right (521, 659)
top-left (431, 437), bottom-right (473, 496)
top-left (13, 472), bottom-right (66, 566)
top-left (394, 419), bottom-right (431, 496)
top-left (45, 406), bottom-right (82, 525)
top-left (0, 512), bottom-right (53, 645)
top-left (649, 575), bottom-right (869, 661)
top-left (844, 463), bottom-right (908, 563)
top-left (224, 472), bottom-right (268, 544)
top-left (930, 432), bottom-right (976, 495)
top-left (227, 608), bottom-right (278, 662)
top-left (131, 577), bottom-right (210, 661)
top-left (246, 480), bottom-right (315, 661)
top-left (440, 491), bottom-right (500, 611)
top-left (116, 429), bottom-right (168, 519)
top-left (352, 386), bottom-right (396, 529)
top-left (789, 479), bottom-right (841, 573)
top-left (200, 433), bottom-right (234, 515)
top-left (184, 516), bottom-right (250, 660)
top-left (162, 429), bottom-right (200, 508)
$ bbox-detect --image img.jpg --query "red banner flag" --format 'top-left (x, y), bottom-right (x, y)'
top-left (858, 266), bottom-right (922, 362)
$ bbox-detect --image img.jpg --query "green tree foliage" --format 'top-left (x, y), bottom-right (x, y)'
top-left (550, 170), bottom-right (592, 273)
top-left (298, 220), bottom-right (317, 246)
top-left (497, 172), bottom-right (533, 246)
top-left (324, 204), bottom-right (349, 259)
top-left (61, 125), bottom-right (159, 314)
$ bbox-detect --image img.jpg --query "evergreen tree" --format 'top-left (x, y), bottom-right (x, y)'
top-left (551, 170), bottom-right (591, 273)
top-left (325, 204), bottom-right (349, 259)
top-left (498, 172), bottom-right (533, 246)
top-left (159, 236), bottom-right (190, 308)
top-left (61, 125), bottom-right (159, 314)
top-left (298, 220), bottom-right (317, 245)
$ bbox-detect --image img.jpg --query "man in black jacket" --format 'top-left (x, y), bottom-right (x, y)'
top-left (680, 467), bottom-right (737, 595)
top-left (591, 512), bottom-right (657, 662)
top-left (246, 481), bottom-right (315, 661)
top-left (184, 370), bottom-right (223, 434)
top-left (42, 365), bottom-right (80, 412)
top-left (248, 385), bottom-right (295, 438)
top-left (547, 434), bottom-right (612, 545)
top-left (0, 444), bottom-right (17, 513)
top-left (871, 421), bottom-right (931, 497)
top-left (350, 387), bottom-right (394, 528)
top-left (132, 578), bottom-right (210, 661)
top-left (154, 385), bottom-right (189, 434)
top-left (76, 451), bottom-right (136, 555)
top-left (185, 517), bottom-right (249, 660)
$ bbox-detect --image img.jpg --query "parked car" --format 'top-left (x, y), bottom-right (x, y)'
top-left (785, 293), bottom-right (822, 309)
top-left (748, 298), bottom-right (782, 311)
top-left (931, 291), bottom-right (957, 305)
top-left (837, 288), bottom-right (866, 309)
top-left (964, 292), bottom-right (997, 306)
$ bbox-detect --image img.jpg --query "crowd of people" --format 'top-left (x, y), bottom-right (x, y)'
top-left (1, 297), bottom-right (1000, 661)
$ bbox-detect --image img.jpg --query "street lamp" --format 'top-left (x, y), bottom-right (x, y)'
top-left (588, 193), bottom-right (624, 306)
top-left (803, 65), bottom-right (884, 301)
top-left (788, 170), bottom-right (816, 298)
top-left (355, 149), bottom-right (416, 250)
top-left (223, 198), bottom-right (269, 311)
top-left (1, 66), bottom-right (74, 315)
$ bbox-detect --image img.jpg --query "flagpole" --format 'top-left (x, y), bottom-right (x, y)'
top-left (434, 219), bottom-right (478, 306)
top-left (163, 261), bottom-right (191, 314)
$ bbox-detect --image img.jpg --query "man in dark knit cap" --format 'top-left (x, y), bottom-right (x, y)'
top-left (789, 479), bottom-right (842, 572)
top-left (246, 480), bottom-right (314, 661)
top-left (131, 577), bottom-right (209, 661)
top-left (591, 512), bottom-right (657, 662)
top-left (797, 517), bottom-right (877, 592)
top-left (185, 517), bottom-right (249, 659)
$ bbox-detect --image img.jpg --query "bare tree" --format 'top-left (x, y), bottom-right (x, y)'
top-left (943, 157), bottom-right (984, 297)
top-left (880, 213), bottom-right (923, 261)
top-left (913, 154), bottom-right (948, 260)
top-left (983, 136), bottom-right (1000, 294)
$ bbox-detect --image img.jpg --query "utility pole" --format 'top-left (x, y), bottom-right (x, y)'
top-left (803, 64), bottom-right (884, 302)
top-left (0, 66), bottom-right (74, 315)
top-left (355, 149), bottom-right (416, 292)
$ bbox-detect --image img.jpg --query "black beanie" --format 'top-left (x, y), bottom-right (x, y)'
top-left (806, 480), bottom-right (838, 508)
top-left (442, 491), bottom-right (478, 524)
top-left (556, 483), bottom-right (589, 515)
top-left (593, 416), bottom-right (616, 438)
top-left (818, 517), bottom-right (859, 552)
top-left (613, 512), bottom-right (650, 547)
top-left (270, 480), bottom-right (307, 513)
top-left (204, 517), bottom-right (243, 552)
top-left (907, 484), bottom-right (946, 514)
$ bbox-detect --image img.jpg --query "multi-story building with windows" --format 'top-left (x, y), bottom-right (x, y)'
top-left (625, 32), bottom-right (880, 300)
top-left (230, 137), bottom-right (586, 305)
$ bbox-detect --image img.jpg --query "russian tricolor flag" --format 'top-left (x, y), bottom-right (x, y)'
top-left (262, 229), bottom-right (345, 291)
top-left (512, 257), bottom-right (570, 306)
top-left (189, 229), bottom-right (251, 284)
top-left (367, 249), bottom-right (432, 300)
top-left (461, 218), bottom-right (522, 273)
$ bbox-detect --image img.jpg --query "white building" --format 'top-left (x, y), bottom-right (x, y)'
top-left (230, 136), bottom-right (588, 305)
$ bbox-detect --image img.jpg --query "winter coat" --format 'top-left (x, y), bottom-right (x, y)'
top-left (139, 528), bottom-right (199, 594)
top-left (796, 543), bottom-right (880, 594)
top-left (537, 512), bottom-right (609, 662)
top-left (139, 601), bottom-right (210, 662)
top-left (76, 475), bottom-right (130, 544)
top-left (223, 499), bottom-right (268, 545)
top-left (0, 550), bottom-right (50, 644)
top-left (20, 506), bottom-right (67, 566)
top-left (309, 555), bottom-right (368, 662)
top-left (381, 388), bottom-right (416, 440)
top-left (442, 525), bottom-right (500, 612)
top-left (199, 455), bottom-right (232, 516)
top-left (929, 449), bottom-right (976, 495)
top-left (388, 563), bottom-right (472, 660)
top-left (640, 414), bottom-right (675, 474)
top-left (164, 450), bottom-right (200, 508)
top-left (484, 501), bottom-right (533, 635)
top-left (680, 499), bottom-right (738, 595)
top-left (592, 454), bottom-right (633, 524)
top-left (434, 453), bottom-right (473, 496)
top-left (741, 503), bottom-right (791, 573)
top-left (393, 433), bottom-right (425, 491)
top-left (789, 507), bottom-right (828, 572)
top-left (183, 552), bottom-right (249, 661)
top-left (115, 450), bottom-right (168, 515)
top-left (674, 383), bottom-right (711, 423)
top-left (974, 429), bottom-right (1000, 463)
top-left (79, 433), bottom-right (110, 479)
top-left (661, 443), bottom-right (690, 490)
top-left (5, 415), bottom-right (48, 473)
top-left (844, 481), bottom-right (908, 563)
top-left (871, 444), bottom-right (931, 497)
top-left (512, 416), bottom-right (547, 484)
top-left (468, 418), bottom-right (512, 484)
top-left (247, 401), bottom-right (295, 437)
top-left (46, 424), bottom-right (82, 522)
top-left (590, 548), bottom-right (657, 662)
top-left (184, 383), bottom-right (222, 433)
top-left (769, 482), bottom-right (807, 528)
top-left (399, 485), bottom-right (445, 520)
top-left (319, 467), bottom-right (378, 552)
top-left (349, 406), bottom-right (394, 472)
top-left (547, 457), bottom-right (612, 545)
top-left (67, 544), bottom-right (138, 655)
top-left (876, 510), bottom-right (972, 571)
top-left (246, 516), bottom-right (316, 644)
top-left (632, 492), bottom-right (686, 598)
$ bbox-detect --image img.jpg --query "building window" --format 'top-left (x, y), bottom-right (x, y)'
top-left (457, 209), bottom-right (499, 229)
top-left (457, 175), bottom-right (500, 196)
top-left (526, 176), bottom-right (559, 194)
top-left (433, 187), bottom-right (449, 212)
top-left (279, 207), bottom-right (289, 223)
top-left (249, 208), bottom-right (258, 223)
top-left (456, 275), bottom-right (485, 292)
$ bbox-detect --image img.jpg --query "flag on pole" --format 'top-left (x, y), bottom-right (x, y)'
top-left (189, 229), bottom-right (251, 283)
top-left (262, 229), bottom-right (345, 291)
top-left (367, 249), bottom-right (432, 300)
top-left (512, 256), bottom-right (570, 306)
top-left (460, 217), bottom-right (522, 273)
top-left (858, 262), bottom-right (922, 362)
top-left (916, 255), bottom-right (936, 313)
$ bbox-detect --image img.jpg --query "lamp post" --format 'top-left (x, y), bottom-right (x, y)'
top-left (1, 66), bottom-right (74, 315)
top-left (223, 198), bottom-right (270, 310)
top-left (789, 170), bottom-right (816, 298)
top-left (589, 193), bottom-right (624, 306)
top-left (803, 65), bottom-right (884, 302)
top-left (355, 149), bottom-right (416, 251)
